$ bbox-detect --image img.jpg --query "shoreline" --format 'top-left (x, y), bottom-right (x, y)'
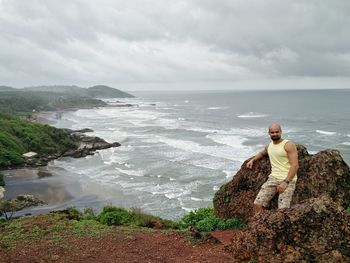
top-left (1, 109), bottom-right (120, 216)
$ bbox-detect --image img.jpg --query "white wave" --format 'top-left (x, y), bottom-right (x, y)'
top-left (316, 130), bottom-right (336, 135)
top-left (213, 185), bottom-right (220, 191)
top-left (114, 167), bottom-right (145, 177)
top-left (347, 135), bottom-right (350, 138)
top-left (178, 117), bottom-right (186, 121)
top-left (188, 159), bottom-right (228, 171)
top-left (207, 107), bottom-right (227, 110)
top-left (223, 170), bottom-right (236, 178)
top-left (206, 134), bottom-right (247, 148)
top-left (184, 126), bottom-right (265, 137)
top-left (237, 112), bottom-right (268, 118)
top-left (341, 142), bottom-right (350, 146)
top-left (158, 137), bottom-right (254, 161)
top-left (190, 197), bottom-right (203, 201)
top-left (182, 207), bottom-right (195, 212)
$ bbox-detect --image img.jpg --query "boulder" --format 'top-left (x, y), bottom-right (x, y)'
top-left (228, 196), bottom-right (350, 263)
top-left (213, 146), bottom-right (350, 221)
top-left (22, 152), bottom-right (38, 158)
top-left (37, 168), bottom-right (53, 178)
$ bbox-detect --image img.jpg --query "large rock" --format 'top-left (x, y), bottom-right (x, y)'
top-left (213, 146), bottom-right (350, 221)
top-left (0, 194), bottom-right (45, 213)
top-left (228, 196), bottom-right (350, 262)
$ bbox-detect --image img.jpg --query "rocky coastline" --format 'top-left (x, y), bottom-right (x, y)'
top-left (0, 127), bottom-right (121, 214)
top-left (22, 128), bottom-right (121, 167)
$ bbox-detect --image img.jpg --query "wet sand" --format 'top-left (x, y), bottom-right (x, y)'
top-left (3, 168), bottom-right (74, 204)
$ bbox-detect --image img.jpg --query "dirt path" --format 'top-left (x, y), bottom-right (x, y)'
top-left (1, 229), bottom-right (235, 263)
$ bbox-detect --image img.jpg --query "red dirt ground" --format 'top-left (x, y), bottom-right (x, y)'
top-left (1, 226), bottom-right (238, 263)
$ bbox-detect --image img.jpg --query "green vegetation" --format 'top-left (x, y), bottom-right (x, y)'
top-left (346, 206), bottom-right (350, 213)
top-left (179, 206), bottom-right (245, 232)
top-left (0, 172), bottom-right (4, 187)
top-left (0, 113), bottom-right (77, 167)
top-left (0, 91), bottom-right (106, 117)
top-left (0, 85), bottom-right (134, 116)
top-left (24, 85), bottom-right (134, 98)
top-left (62, 205), bottom-right (245, 232)
top-left (0, 205), bottom-right (246, 251)
top-left (0, 213), bottom-right (113, 250)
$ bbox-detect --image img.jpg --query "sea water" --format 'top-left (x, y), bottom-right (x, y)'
top-left (21, 89), bottom-right (350, 219)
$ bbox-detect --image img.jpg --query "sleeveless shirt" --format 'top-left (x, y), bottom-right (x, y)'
top-left (267, 139), bottom-right (296, 180)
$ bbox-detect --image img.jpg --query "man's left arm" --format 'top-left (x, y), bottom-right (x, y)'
top-left (277, 142), bottom-right (299, 193)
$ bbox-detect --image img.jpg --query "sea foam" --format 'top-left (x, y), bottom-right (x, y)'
top-left (316, 130), bottom-right (336, 135)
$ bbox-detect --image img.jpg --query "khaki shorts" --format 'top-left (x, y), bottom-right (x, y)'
top-left (254, 176), bottom-right (296, 209)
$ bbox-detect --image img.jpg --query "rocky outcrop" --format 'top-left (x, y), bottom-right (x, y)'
top-left (0, 194), bottom-right (45, 213)
top-left (213, 146), bottom-right (350, 262)
top-left (23, 128), bottom-right (121, 167)
top-left (213, 146), bottom-right (350, 221)
top-left (228, 197), bottom-right (350, 263)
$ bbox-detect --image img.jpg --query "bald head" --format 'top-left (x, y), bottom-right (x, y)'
top-left (268, 123), bottom-right (282, 142)
top-left (268, 123), bottom-right (282, 132)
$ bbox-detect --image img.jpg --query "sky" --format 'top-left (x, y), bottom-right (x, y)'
top-left (1, 0), bottom-right (350, 90)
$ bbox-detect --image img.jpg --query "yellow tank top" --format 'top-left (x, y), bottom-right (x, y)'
top-left (267, 139), bottom-right (296, 180)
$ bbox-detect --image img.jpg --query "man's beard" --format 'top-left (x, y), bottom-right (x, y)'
top-left (271, 136), bottom-right (281, 141)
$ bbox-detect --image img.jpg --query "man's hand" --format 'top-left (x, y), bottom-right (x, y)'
top-left (277, 182), bottom-right (288, 193)
top-left (246, 160), bottom-right (254, 169)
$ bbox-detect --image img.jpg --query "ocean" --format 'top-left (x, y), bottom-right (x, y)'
top-left (7, 89), bottom-right (350, 220)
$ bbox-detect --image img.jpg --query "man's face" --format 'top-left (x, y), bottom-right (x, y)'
top-left (268, 127), bottom-right (282, 141)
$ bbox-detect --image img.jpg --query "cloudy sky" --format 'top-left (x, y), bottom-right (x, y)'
top-left (1, 0), bottom-right (350, 90)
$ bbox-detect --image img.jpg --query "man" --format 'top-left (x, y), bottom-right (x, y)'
top-left (246, 123), bottom-right (299, 214)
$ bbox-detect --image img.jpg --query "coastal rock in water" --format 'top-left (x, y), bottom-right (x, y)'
top-left (37, 168), bottom-right (53, 178)
top-left (213, 145), bottom-right (350, 221)
top-left (228, 196), bottom-right (350, 263)
top-left (23, 128), bottom-right (121, 166)
top-left (0, 195), bottom-right (45, 212)
top-left (61, 135), bottom-right (121, 158)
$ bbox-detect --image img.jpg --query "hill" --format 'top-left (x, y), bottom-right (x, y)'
top-left (0, 86), bottom-right (17, 92)
top-left (87, 85), bottom-right (134, 98)
top-left (23, 85), bottom-right (134, 98)
top-left (24, 85), bottom-right (83, 95)
top-left (0, 91), bottom-right (106, 116)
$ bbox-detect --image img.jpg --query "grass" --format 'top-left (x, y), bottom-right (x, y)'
top-left (0, 205), bottom-right (246, 250)
top-left (0, 213), bottom-right (113, 250)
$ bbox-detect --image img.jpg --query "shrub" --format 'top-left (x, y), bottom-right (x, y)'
top-left (180, 206), bottom-right (246, 232)
top-left (181, 207), bottom-right (216, 227)
top-left (346, 207), bottom-right (350, 213)
top-left (82, 207), bottom-right (96, 220)
top-left (97, 206), bottom-right (131, 226)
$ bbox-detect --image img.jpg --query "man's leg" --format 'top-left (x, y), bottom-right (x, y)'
top-left (278, 180), bottom-right (297, 209)
top-left (253, 177), bottom-right (278, 215)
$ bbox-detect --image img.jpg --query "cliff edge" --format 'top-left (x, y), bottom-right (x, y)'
top-left (213, 146), bottom-right (350, 262)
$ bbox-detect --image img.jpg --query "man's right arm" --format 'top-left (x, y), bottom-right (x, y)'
top-left (246, 146), bottom-right (268, 169)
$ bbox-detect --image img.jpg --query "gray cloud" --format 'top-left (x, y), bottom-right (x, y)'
top-left (0, 0), bottom-right (349, 89)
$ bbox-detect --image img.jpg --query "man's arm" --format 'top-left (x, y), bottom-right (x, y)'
top-left (277, 141), bottom-right (299, 193)
top-left (246, 146), bottom-right (268, 169)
